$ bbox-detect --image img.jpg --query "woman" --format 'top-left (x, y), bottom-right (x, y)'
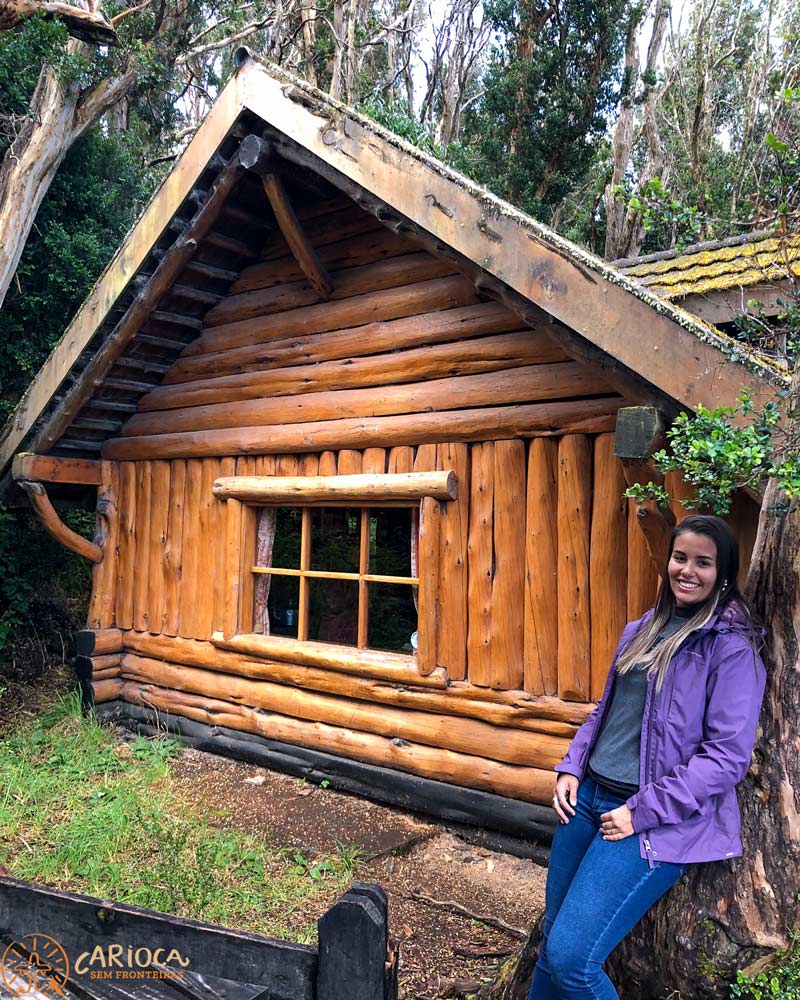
top-left (530, 515), bottom-right (766, 999)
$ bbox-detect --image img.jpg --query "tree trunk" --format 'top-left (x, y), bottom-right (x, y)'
top-left (0, 55), bottom-right (82, 312)
top-left (478, 479), bottom-right (800, 998)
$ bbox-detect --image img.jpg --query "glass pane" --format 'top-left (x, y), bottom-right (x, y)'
top-left (368, 582), bottom-right (417, 653)
top-left (308, 579), bottom-right (358, 647)
top-left (369, 508), bottom-right (413, 578)
top-left (266, 575), bottom-right (300, 638)
top-left (310, 508), bottom-right (360, 574)
top-left (270, 508), bottom-right (302, 569)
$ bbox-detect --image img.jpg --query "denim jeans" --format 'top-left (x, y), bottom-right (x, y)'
top-left (529, 776), bottom-right (686, 999)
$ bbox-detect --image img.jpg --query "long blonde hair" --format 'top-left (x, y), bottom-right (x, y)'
top-left (615, 515), bottom-right (747, 692)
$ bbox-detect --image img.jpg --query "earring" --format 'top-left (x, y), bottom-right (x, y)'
top-left (722, 579), bottom-right (728, 589)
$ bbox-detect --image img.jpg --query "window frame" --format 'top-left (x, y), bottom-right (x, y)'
top-left (251, 505), bottom-right (420, 650)
top-left (212, 471), bottom-right (455, 678)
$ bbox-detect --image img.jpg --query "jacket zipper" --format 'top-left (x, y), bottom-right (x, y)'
top-left (642, 674), bottom-right (657, 870)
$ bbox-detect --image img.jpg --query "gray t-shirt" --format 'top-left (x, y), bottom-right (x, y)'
top-left (587, 615), bottom-right (686, 798)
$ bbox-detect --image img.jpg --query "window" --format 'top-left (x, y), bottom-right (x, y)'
top-left (214, 470), bottom-right (456, 674)
top-left (251, 506), bottom-right (419, 654)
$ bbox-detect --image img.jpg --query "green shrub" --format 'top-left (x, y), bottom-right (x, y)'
top-left (731, 946), bottom-right (800, 999)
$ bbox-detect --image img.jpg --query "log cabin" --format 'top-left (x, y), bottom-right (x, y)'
top-left (0, 52), bottom-right (788, 841)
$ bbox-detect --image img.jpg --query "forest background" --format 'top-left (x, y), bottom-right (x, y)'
top-left (0, 0), bottom-right (797, 674)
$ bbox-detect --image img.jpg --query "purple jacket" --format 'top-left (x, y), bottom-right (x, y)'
top-left (555, 603), bottom-right (766, 866)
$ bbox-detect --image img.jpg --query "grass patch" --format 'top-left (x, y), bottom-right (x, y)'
top-left (0, 692), bottom-right (359, 942)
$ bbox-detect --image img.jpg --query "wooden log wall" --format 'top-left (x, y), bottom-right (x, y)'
top-left (102, 205), bottom-right (621, 461)
top-left (104, 436), bottom-right (644, 694)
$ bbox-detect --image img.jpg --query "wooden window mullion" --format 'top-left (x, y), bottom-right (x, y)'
top-left (298, 507), bottom-right (311, 641)
top-left (357, 508), bottom-right (369, 649)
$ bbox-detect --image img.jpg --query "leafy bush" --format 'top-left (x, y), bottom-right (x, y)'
top-left (731, 944), bottom-right (800, 999)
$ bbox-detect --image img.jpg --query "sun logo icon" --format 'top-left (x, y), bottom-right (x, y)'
top-left (2, 933), bottom-right (70, 998)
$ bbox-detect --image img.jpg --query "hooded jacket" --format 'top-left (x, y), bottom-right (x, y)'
top-left (555, 602), bottom-right (766, 866)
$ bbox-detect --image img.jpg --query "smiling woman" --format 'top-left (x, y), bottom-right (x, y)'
top-left (532, 515), bottom-right (766, 1000)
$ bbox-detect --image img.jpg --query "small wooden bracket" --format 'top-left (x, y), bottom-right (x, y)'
top-left (18, 480), bottom-right (103, 563)
top-left (239, 134), bottom-right (333, 298)
top-left (614, 406), bottom-right (676, 572)
top-left (12, 453), bottom-right (103, 485)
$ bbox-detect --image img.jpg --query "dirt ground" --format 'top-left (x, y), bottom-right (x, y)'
top-left (169, 748), bottom-right (547, 998)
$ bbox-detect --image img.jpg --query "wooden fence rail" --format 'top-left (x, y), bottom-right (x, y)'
top-left (0, 876), bottom-right (397, 1000)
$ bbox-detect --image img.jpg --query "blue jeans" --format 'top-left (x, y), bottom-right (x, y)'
top-left (529, 777), bottom-right (686, 999)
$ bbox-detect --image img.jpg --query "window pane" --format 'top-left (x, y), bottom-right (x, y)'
top-left (310, 508), bottom-right (360, 574)
top-left (308, 579), bottom-right (358, 646)
top-left (368, 582), bottom-right (417, 653)
top-left (369, 508), bottom-right (413, 578)
top-left (270, 508), bottom-right (303, 569)
top-left (266, 575), bottom-right (300, 638)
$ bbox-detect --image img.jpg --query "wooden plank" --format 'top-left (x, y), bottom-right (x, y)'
top-left (196, 458), bottom-right (219, 639)
top-left (435, 443), bottom-right (469, 680)
top-left (163, 459), bottom-right (186, 637)
top-left (223, 498), bottom-right (244, 640)
top-left (212, 457), bottom-right (236, 634)
top-left (387, 446), bottom-right (414, 475)
top-left (524, 438), bottom-right (558, 696)
top-left (627, 497), bottom-right (660, 619)
top-left (490, 440), bottom-right (525, 690)
top-left (317, 888), bottom-right (389, 1000)
top-left (213, 471), bottom-right (457, 503)
top-left (357, 508), bottom-right (369, 649)
top-left (0, 877), bottom-right (317, 998)
top-left (146, 460), bottom-right (170, 635)
top-left (179, 459), bottom-right (204, 638)
top-left (103, 398), bottom-right (620, 461)
top-left (87, 460), bottom-right (120, 629)
top-left (318, 451), bottom-right (338, 476)
top-left (182, 275), bottom-right (477, 359)
top-left (114, 463), bottom-right (137, 630)
top-left (12, 453), bottom-right (102, 485)
top-left (556, 435), bottom-right (592, 702)
top-left (123, 364), bottom-right (606, 438)
top-left (416, 496), bottom-right (440, 675)
top-left (299, 453), bottom-right (320, 476)
top-left (361, 447), bottom-right (386, 475)
top-left (589, 434), bottom-right (628, 701)
top-left (206, 251), bottom-right (453, 327)
top-left (337, 449), bottom-right (362, 475)
top-left (467, 442), bottom-right (493, 687)
top-left (141, 328), bottom-right (555, 410)
top-left (120, 680), bottom-right (554, 803)
top-left (132, 462), bottom-right (152, 632)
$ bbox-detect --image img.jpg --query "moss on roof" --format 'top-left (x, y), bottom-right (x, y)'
top-left (619, 232), bottom-right (800, 299)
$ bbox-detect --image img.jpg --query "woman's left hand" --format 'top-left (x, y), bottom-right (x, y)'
top-left (600, 805), bottom-right (634, 840)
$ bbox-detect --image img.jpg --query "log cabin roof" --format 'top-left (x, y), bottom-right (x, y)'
top-left (0, 51), bottom-right (788, 492)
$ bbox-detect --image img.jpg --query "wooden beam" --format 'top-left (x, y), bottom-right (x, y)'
top-left (615, 406), bottom-right (676, 572)
top-left (212, 471), bottom-right (457, 503)
top-left (102, 398), bottom-right (621, 460)
top-left (11, 453), bottom-right (102, 485)
top-left (17, 481), bottom-right (102, 562)
top-left (239, 134), bottom-right (333, 298)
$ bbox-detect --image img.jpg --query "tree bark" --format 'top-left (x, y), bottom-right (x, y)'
top-left (0, 43), bottom-right (137, 312)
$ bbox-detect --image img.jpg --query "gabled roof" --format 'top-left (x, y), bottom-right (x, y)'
top-left (0, 53), bottom-right (787, 482)
top-left (616, 230), bottom-right (800, 299)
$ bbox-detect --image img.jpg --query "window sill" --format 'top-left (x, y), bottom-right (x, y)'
top-left (211, 632), bottom-right (448, 689)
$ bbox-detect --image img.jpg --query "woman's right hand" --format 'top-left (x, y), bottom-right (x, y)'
top-left (553, 773), bottom-right (579, 824)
